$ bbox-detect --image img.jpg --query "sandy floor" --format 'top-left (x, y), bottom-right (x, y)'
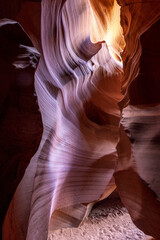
top-left (48, 197), bottom-right (152, 240)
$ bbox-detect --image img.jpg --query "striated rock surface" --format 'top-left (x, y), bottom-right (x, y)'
top-left (1, 0), bottom-right (160, 240)
top-left (114, 1), bottom-right (160, 239)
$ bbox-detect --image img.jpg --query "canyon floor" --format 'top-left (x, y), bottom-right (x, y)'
top-left (48, 195), bottom-right (152, 240)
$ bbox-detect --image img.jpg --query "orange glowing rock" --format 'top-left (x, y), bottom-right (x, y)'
top-left (1, 0), bottom-right (160, 239)
top-left (90, 0), bottom-right (125, 61)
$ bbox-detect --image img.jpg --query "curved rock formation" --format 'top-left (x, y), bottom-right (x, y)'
top-left (1, 0), bottom-right (160, 239)
top-left (0, 19), bottom-right (42, 238)
top-left (114, 2), bottom-right (160, 239)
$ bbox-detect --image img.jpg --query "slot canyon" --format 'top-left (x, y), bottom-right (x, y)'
top-left (0, 0), bottom-right (160, 239)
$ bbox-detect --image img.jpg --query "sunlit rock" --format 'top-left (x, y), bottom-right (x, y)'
top-left (1, 0), bottom-right (160, 239)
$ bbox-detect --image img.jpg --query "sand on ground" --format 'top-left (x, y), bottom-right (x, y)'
top-left (48, 196), bottom-right (153, 240)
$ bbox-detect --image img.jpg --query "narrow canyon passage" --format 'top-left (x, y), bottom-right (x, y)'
top-left (0, 1), bottom-right (160, 240)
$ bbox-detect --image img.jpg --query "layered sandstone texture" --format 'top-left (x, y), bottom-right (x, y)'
top-left (0, 0), bottom-right (160, 240)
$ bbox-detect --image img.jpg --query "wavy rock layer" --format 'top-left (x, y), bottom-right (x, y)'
top-left (1, 0), bottom-right (160, 240)
top-left (114, 2), bottom-right (160, 239)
